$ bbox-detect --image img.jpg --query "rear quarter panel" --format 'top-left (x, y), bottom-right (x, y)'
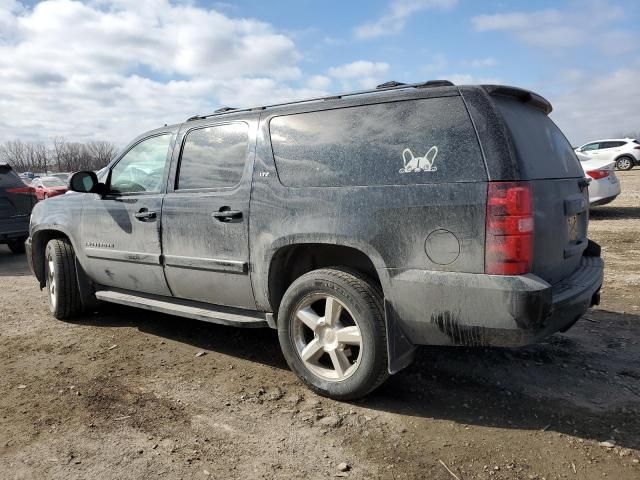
top-left (249, 92), bottom-right (488, 312)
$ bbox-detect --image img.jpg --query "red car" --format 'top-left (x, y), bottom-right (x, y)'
top-left (30, 176), bottom-right (68, 200)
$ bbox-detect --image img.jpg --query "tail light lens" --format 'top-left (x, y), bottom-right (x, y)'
top-left (6, 186), bottom-right (36, 195)
top-left (586, 169), bottom-right (609, 180)
top-left (485, 182), bottom-right (533, 275)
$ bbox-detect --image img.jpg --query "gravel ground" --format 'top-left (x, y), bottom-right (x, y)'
top-left (1, 171), bottom-right (639, 480)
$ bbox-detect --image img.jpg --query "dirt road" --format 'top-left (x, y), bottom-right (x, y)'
top-left (1, 172), bottom-right (639, 480)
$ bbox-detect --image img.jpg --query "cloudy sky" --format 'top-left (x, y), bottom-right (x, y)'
top-left (1, 0), bottom-right (639, 146)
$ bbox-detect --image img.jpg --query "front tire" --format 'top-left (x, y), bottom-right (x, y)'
top-left (45, 238), bottom-right (83, 319)
top-left (277, 268), bottom-right (389, 400)
top-left (616, 156), bottom-right (633, 171)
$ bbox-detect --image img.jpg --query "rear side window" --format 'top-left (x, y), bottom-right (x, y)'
top-left (495, 97), bottom-right (583, 179)
top-left (269, 97), bottom-right (485, 187)
top-left (177, 123), bottom-right (248, 190)
top-left (0, 168), bottom-right (22, 188)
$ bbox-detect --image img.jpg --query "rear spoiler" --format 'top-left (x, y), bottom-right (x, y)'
top-left (481, 85), bottom-right (553, 114)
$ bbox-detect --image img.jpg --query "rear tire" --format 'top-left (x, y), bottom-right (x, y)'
top-left (277, 268), bottom-right (389, 400)
top-left (45, 238), bottom-right (83, 319)
top-left (7, 240), bottom-right (26, 254)
top-left (616, 156), bottom-right (633, 171)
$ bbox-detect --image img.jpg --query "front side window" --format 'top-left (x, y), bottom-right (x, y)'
top-left (43, 178), bottom-right (66, 187)
top-left (110, 134), bottom-right (171, 194)
top-left (176, 123), bottom-right (248, 190)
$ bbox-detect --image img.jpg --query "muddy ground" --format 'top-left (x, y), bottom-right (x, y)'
top-left (1, 172), bottom-right (639, 480)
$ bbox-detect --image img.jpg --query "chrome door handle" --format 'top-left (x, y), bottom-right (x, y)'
top-left (211, 208), bottom-right (242, 222)
top-left (134, 208), bottom-right (157, 221)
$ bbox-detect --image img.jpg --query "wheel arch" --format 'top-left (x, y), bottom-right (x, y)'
top-left (267, 242), bottom-right (384, 318)
top-left (31, 228), bottom-right (73, 288)
top-left (614, 154), bottom-right (635, 168)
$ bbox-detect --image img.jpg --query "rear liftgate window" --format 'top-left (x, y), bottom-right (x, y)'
top-left (269, 96), bottom-right (485, 187)
top-left (177, 123), bottom-right (249, 190)
top-left (494, 97), bottom-right (583, 180)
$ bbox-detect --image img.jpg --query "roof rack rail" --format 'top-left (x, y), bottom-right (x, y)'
top-left (186, 79), bottom-right (455, 122)
top-left (376, 80), bottom-right (406, 89)
top-left (416, 80), bottom-right (454, 88)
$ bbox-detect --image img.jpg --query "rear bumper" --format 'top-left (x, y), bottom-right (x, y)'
top-left (386, 250), bottom-right (603, 348)
top-left (590, 193), bottom-right (619, 206)
top-left (0, 217), bottom-right (29, 243)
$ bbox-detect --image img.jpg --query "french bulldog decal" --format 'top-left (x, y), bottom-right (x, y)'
top-left (400, 147), bottom-right (438, 173)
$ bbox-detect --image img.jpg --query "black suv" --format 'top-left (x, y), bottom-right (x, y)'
top-left (26, 82), bottom-right (603, 399)
top-left (1, 163), bottom-right (35, 253)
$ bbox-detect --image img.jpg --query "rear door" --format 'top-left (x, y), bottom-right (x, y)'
top-left (161, 118), bottom-right (257, 309)
top-left (0, 166), bottom-right (34, 224)
top-left (494, 97), bottom-right (588, 284)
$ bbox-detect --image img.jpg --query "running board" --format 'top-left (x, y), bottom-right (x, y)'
top-left (95, 289), bottom-right (268, 328)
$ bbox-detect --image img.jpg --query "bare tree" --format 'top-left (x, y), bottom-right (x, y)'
top-left (84, 141), bottom-right (117, 169)
top-left (3, 138), bottom-right (118, 173)
top-left (0, 140), bottom-right (49, 172)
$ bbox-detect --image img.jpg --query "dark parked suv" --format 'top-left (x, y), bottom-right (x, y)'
top-left (1, 163), bottom-right (36, 253)
top-left (26, 81), bottom-right (603, 399)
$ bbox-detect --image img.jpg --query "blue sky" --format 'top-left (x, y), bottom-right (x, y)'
top-left (1, 0), bottom-right (639, 145)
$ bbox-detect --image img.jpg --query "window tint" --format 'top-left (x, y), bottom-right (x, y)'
top-left (0, 169), bottom-right (23, 188)
top-left (110, 134), bottom-right (171, 194)
top-left (495, 97), bottom-right (583, 179)
top-left (612, 141), bottom-right (626, 147)
top-left (270, 97), bottom-right (485, 187)
top-left (177, 123), bottom-right (248, 190)
top-left (599, 141), bottom-right (615, 149)
top-left (43, 178), bottom-right (66, 187)
top-left (582, 143), bottom-right (600, 151)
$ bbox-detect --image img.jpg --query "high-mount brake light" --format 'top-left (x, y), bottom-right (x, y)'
top-left (485, 182), bottom-right (534, 275)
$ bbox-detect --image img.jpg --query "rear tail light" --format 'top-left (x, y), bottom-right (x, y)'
top-left (586, 169), bottom-right (610, 180)
top-left (485, 182), bottom-right (533, 275)
top-left (6, 186), bottom-right (36, 195)
top-left (634, 146), bottom-right (640, 150)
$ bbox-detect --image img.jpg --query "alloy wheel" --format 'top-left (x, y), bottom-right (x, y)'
top-left (291, 294), bottom-right (363, 381)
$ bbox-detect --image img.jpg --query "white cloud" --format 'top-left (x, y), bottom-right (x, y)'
top-left (466, 57), bottom-right (497, 69)
top-left (551, 67), bottom-right (640, 145)
top-left (471, 1), bottom-right (634, 52)
top-left (306, 75), bottom-right (332, 91)
top-left (0, 0), bottom-right (322, 145)
top-left (354, 0), bottom-right (457, 39)
top-left (328, 60), bottom-right (390, 89)
top-left (421, 53), bottom-right (448, 73)
top-left (445, 73), bottom-right (501, 86)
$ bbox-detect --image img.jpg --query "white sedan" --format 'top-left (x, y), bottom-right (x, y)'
top-left (576, 152), bottom-right (621, 206)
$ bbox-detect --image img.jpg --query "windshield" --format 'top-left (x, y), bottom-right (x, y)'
top-left (42, 178), bottom-right (67, 187)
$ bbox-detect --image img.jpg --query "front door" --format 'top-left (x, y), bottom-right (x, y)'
top-left (80, 132), bottom-right (174, 296)
top-left (161, 120), bottom-right (256, 309)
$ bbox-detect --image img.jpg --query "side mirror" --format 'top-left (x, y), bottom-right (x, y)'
top-left (69, 171), bottom-right (106, 194)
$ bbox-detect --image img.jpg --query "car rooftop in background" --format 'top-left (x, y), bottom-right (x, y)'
top-left (575, 138), bottom-right (640, 171)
